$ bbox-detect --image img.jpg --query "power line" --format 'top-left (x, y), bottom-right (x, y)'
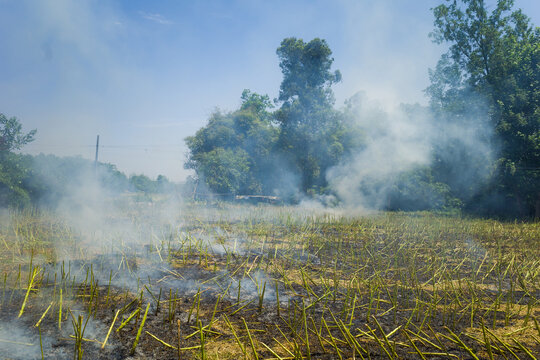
top-left (24, 144), bottom-right (184, 149)
top-left (100, 145), bottom-right (184, 148)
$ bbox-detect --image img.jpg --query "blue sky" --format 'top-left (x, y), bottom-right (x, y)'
top-left (1, 0), bottom-right (538, 181)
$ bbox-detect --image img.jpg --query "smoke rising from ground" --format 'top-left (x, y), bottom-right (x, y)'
top-left (327, 92), bottom-right (495, 211)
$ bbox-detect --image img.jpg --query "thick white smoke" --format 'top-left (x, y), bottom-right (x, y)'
top-left (327, 92), bottom-right (495, 211)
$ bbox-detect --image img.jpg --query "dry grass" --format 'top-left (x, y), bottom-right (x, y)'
top-left (0, 203), bottom-right (538, 359)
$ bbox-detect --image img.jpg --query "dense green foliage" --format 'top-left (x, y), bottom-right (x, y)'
top-left (185, 90), bottom-right (280, 195)
top-left (429, 0), bottom-right (540, 217)
top-left (185, 1), bottom-right (538, 218)
top-left (186, 38), bottom-right (361, 198)
top-left (275, 38), bottom-right (359, 193)
top-left (0, 114), bottom-right (36, 207)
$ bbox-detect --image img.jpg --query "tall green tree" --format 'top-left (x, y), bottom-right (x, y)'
top-left (274, 37), bottom-right (347, 193)
top-left (428, 0), bottom-right (539, 217)
top-left (276, 38), bottom-right (341, 114)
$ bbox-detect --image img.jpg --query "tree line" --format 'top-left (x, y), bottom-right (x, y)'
top-left (186, 0), bottom-right (539, 218)
top-left (0, 115), bottom-right (175, 208)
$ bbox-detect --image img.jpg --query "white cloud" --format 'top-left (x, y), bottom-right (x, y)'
top-left (139, 11), bottom-right (173, 25)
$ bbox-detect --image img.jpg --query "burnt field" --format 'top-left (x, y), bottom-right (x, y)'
top-left (0, 202), bottom-right (539, 359)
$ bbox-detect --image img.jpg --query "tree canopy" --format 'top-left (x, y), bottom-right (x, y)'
top-left (186, 37), bottom-right (358, 198)
top-left (186, 15), bottom-right (538, 218)
top-left (185, 91), bottom-right (279, 196)
top-left (0, 113), bottom-right (36, 153)
top-left (428, 0), bottom-right (540, 217)
top-left (0, 114), bottom-right (37, 206)
top-left (274, 38), bottom-right (351, 193)
top-left (276, 38), bottom-right (341, 113)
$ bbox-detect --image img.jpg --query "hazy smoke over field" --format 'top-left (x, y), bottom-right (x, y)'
top-left (327, 92), bottom-right (495, 211)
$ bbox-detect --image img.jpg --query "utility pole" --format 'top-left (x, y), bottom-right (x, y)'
top-left (94, 135), bottom-right (100, 171)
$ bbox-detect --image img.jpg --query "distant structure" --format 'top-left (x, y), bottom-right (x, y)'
top-left (234, 195), bottom-right (281, 205)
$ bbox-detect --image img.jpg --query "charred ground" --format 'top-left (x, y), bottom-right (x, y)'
top-left (0, 202), bottom-right (538, 359)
